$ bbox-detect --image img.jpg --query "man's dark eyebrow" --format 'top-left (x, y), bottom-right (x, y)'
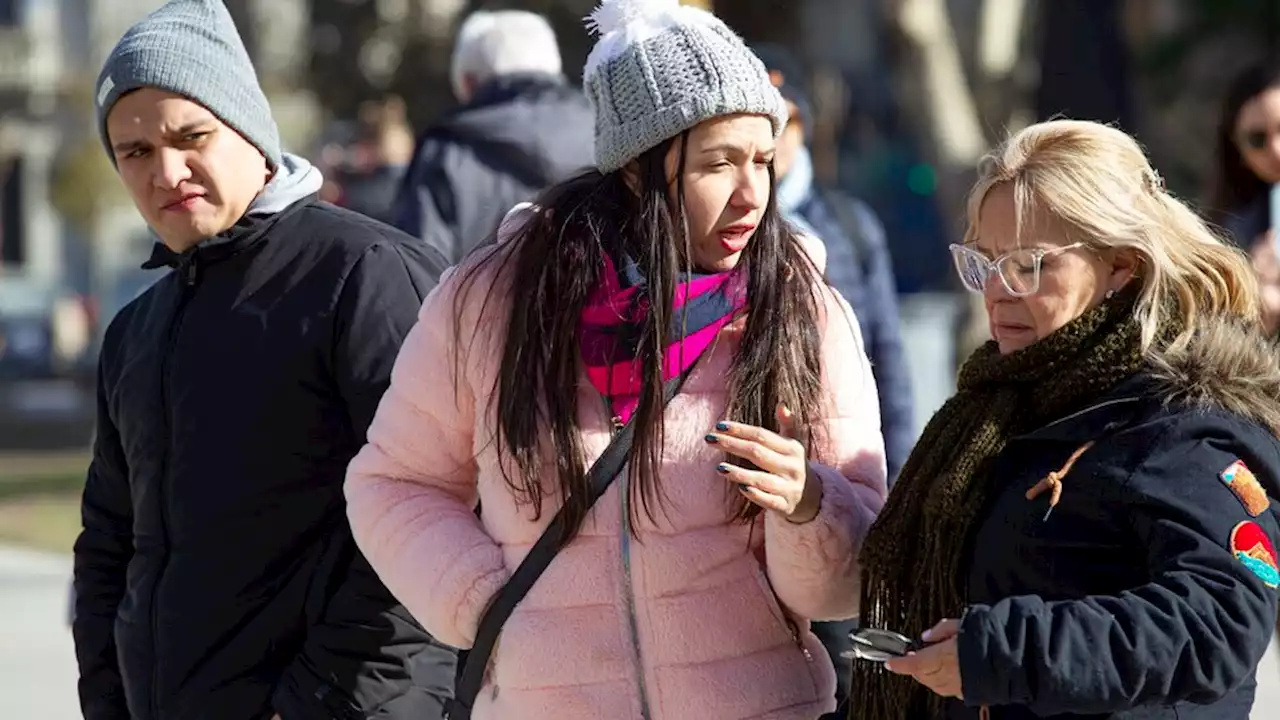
top-left (169, 121), bottom-right (215, 136)
top-left (699, 143), bottom-right (775, 156)
top-left (111, 121), bottom-right (214, 154)
top-left (111, 138), bottom-right (147, 154)
top-left (699, 143), bottom-right (746, 155)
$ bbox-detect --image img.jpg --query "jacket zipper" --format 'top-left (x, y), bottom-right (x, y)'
top-left (759, 565), bottom-right (814, 662)
top-left (149, 257), bottom-right (199, 719)
top-left (605, 392), bottom-right (810, 719)
top-left (784, 617), bottom-right (814, 662)
top-left (619, 468), bottom-right (653, 720)
top-left (603, 396), bottom-right (653, 720)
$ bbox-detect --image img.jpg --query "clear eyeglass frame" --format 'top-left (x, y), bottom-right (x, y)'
top-left (949, 242), bottom-right (1086, 297)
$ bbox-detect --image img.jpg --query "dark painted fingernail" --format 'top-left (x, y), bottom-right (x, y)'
top-left (716, 463), bottom-right (731, 474)
top-left (704, 434), bottom-right (719, 444)
top-left (715, 421), bottom-right (730, 431)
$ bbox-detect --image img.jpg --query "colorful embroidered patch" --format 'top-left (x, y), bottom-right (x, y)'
top-left (1230, 521), bottom-right (1280, 589)
top-left (1220, 460), bottom-right (1271, 517)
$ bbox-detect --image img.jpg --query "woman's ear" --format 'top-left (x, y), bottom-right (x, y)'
top-left (1109, 248), bottom-right (1141, 291)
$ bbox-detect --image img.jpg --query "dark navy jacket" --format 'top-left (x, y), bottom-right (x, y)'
top-left (949, 363), bottom-right (1280, 719)
top-left (391, 73), bottom-right (594, 264)
top-left (1221, 195), bottom-right (1268, 249)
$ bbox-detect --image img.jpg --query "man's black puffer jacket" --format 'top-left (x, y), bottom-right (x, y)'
top-left (73, 198), bottom-right (457, 720)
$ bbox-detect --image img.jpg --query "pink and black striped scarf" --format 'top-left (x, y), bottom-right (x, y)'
top-left (579, 250), bottom-right (747, 424)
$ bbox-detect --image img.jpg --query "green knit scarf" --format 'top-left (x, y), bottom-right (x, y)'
top-left (849, 284), bottom-right (1160, 718)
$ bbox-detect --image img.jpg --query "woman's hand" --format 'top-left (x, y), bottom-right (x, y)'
top-left (706, 406), bottom-right (822, 522)
top-left (1250, 231), bottom-right (1280, 335)
top-left (885, 618), bottom-right (964, 699)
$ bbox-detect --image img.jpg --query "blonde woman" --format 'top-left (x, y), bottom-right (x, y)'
top-left (851, 119), bottom-right (1280, 720)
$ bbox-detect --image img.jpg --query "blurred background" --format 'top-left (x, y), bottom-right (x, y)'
top-left (0, 0), bottom-right (1278, 715)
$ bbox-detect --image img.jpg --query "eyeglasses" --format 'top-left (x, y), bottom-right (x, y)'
top-left (950, 242), bottom-right (1086, 297)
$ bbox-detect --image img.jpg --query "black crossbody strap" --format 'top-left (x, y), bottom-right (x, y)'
top-left (445, 366), bottom-right (695, 719)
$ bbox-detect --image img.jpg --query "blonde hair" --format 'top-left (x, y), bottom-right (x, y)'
top-left (966, 119), bottom-right (1261, 352)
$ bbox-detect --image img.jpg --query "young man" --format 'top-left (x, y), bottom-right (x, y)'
top-left (72, 2), bottom-right (454, 718)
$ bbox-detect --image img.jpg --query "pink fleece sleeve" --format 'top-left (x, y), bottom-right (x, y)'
top-left (764, 289), bottom-right (888, 622)
top-left (344, 266), bottom-right (509, 649)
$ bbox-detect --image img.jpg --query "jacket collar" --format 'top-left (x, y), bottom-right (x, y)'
top-left (1015, 359), bottom-right (1280, 501)
top-left (141, 193), bottom-right (315, 271)
top-left (1014, 374), bottom-right (1151, 443)
top-left (464, 72), bottom-right (566, 111)
top-left (1017, 311), bottom-right (1280, 443)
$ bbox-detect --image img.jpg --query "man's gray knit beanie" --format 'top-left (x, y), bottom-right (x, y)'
top-left (582, 0), bottom-right (788, 173)
top-left (94, 0), bottom-right (281, 169)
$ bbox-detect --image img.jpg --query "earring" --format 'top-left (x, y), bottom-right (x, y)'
top-left (1105, 289), bottom-right (1116, 299)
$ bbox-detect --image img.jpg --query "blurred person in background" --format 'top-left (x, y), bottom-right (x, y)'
top-left (854, 119), bottom-right (1280, 720)
top-left (320, 96), bottom-right (417, 224)
top-left (754, 44), bottom-right (913, 484)
top-left (1209, 57), bottom-right (1280, 336)
top-left (73, 1), bottom-right (454, 719)
top-left (346, 1), bottom-right (888, 718)
top-left (391, 9), bottom-right (595, 264)
top-left (752, 42), bottom-right (912, 720)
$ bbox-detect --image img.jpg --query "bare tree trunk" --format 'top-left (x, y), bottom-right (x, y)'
top-left (895, 0), bottom-right (989, 172)
top-left (886, 0), bottom-right (1036, 362)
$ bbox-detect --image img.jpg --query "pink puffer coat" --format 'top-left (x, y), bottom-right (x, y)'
top-left (345, 220), bottom-right (887, 720)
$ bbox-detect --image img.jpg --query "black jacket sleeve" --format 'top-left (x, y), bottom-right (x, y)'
top-left (957, 417), bottom-right (1280, 715)
top-left (272, 240), bottom-right (455, 719)
top-left (72, 345), bottom-right (134, 720)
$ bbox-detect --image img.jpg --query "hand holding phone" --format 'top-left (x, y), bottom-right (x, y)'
top-left (877, 619), bottom-right (966, 700)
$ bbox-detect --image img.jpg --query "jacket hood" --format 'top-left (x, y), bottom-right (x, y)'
top-left (1149, 315), bottom-right (1280, 437)
top-left (248, 151), bottom-right (323, 216)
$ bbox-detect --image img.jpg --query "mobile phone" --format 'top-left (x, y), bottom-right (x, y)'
top-left (1270, 183), bottom-right (1280, 250)
top-left (843, 627), bottom-right (928, 663)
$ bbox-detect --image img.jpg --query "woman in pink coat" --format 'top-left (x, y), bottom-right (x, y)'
top-left (345, 1), bottom-right (887, 718)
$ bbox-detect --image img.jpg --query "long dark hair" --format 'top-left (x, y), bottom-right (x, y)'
top-left (452, 132), bottom-right (826, 536)
top-left (1209, 57), bottom-right (1280, 223)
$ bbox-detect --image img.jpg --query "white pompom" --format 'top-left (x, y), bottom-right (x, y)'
top-left (584, 0), bottom-right (681, 37)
